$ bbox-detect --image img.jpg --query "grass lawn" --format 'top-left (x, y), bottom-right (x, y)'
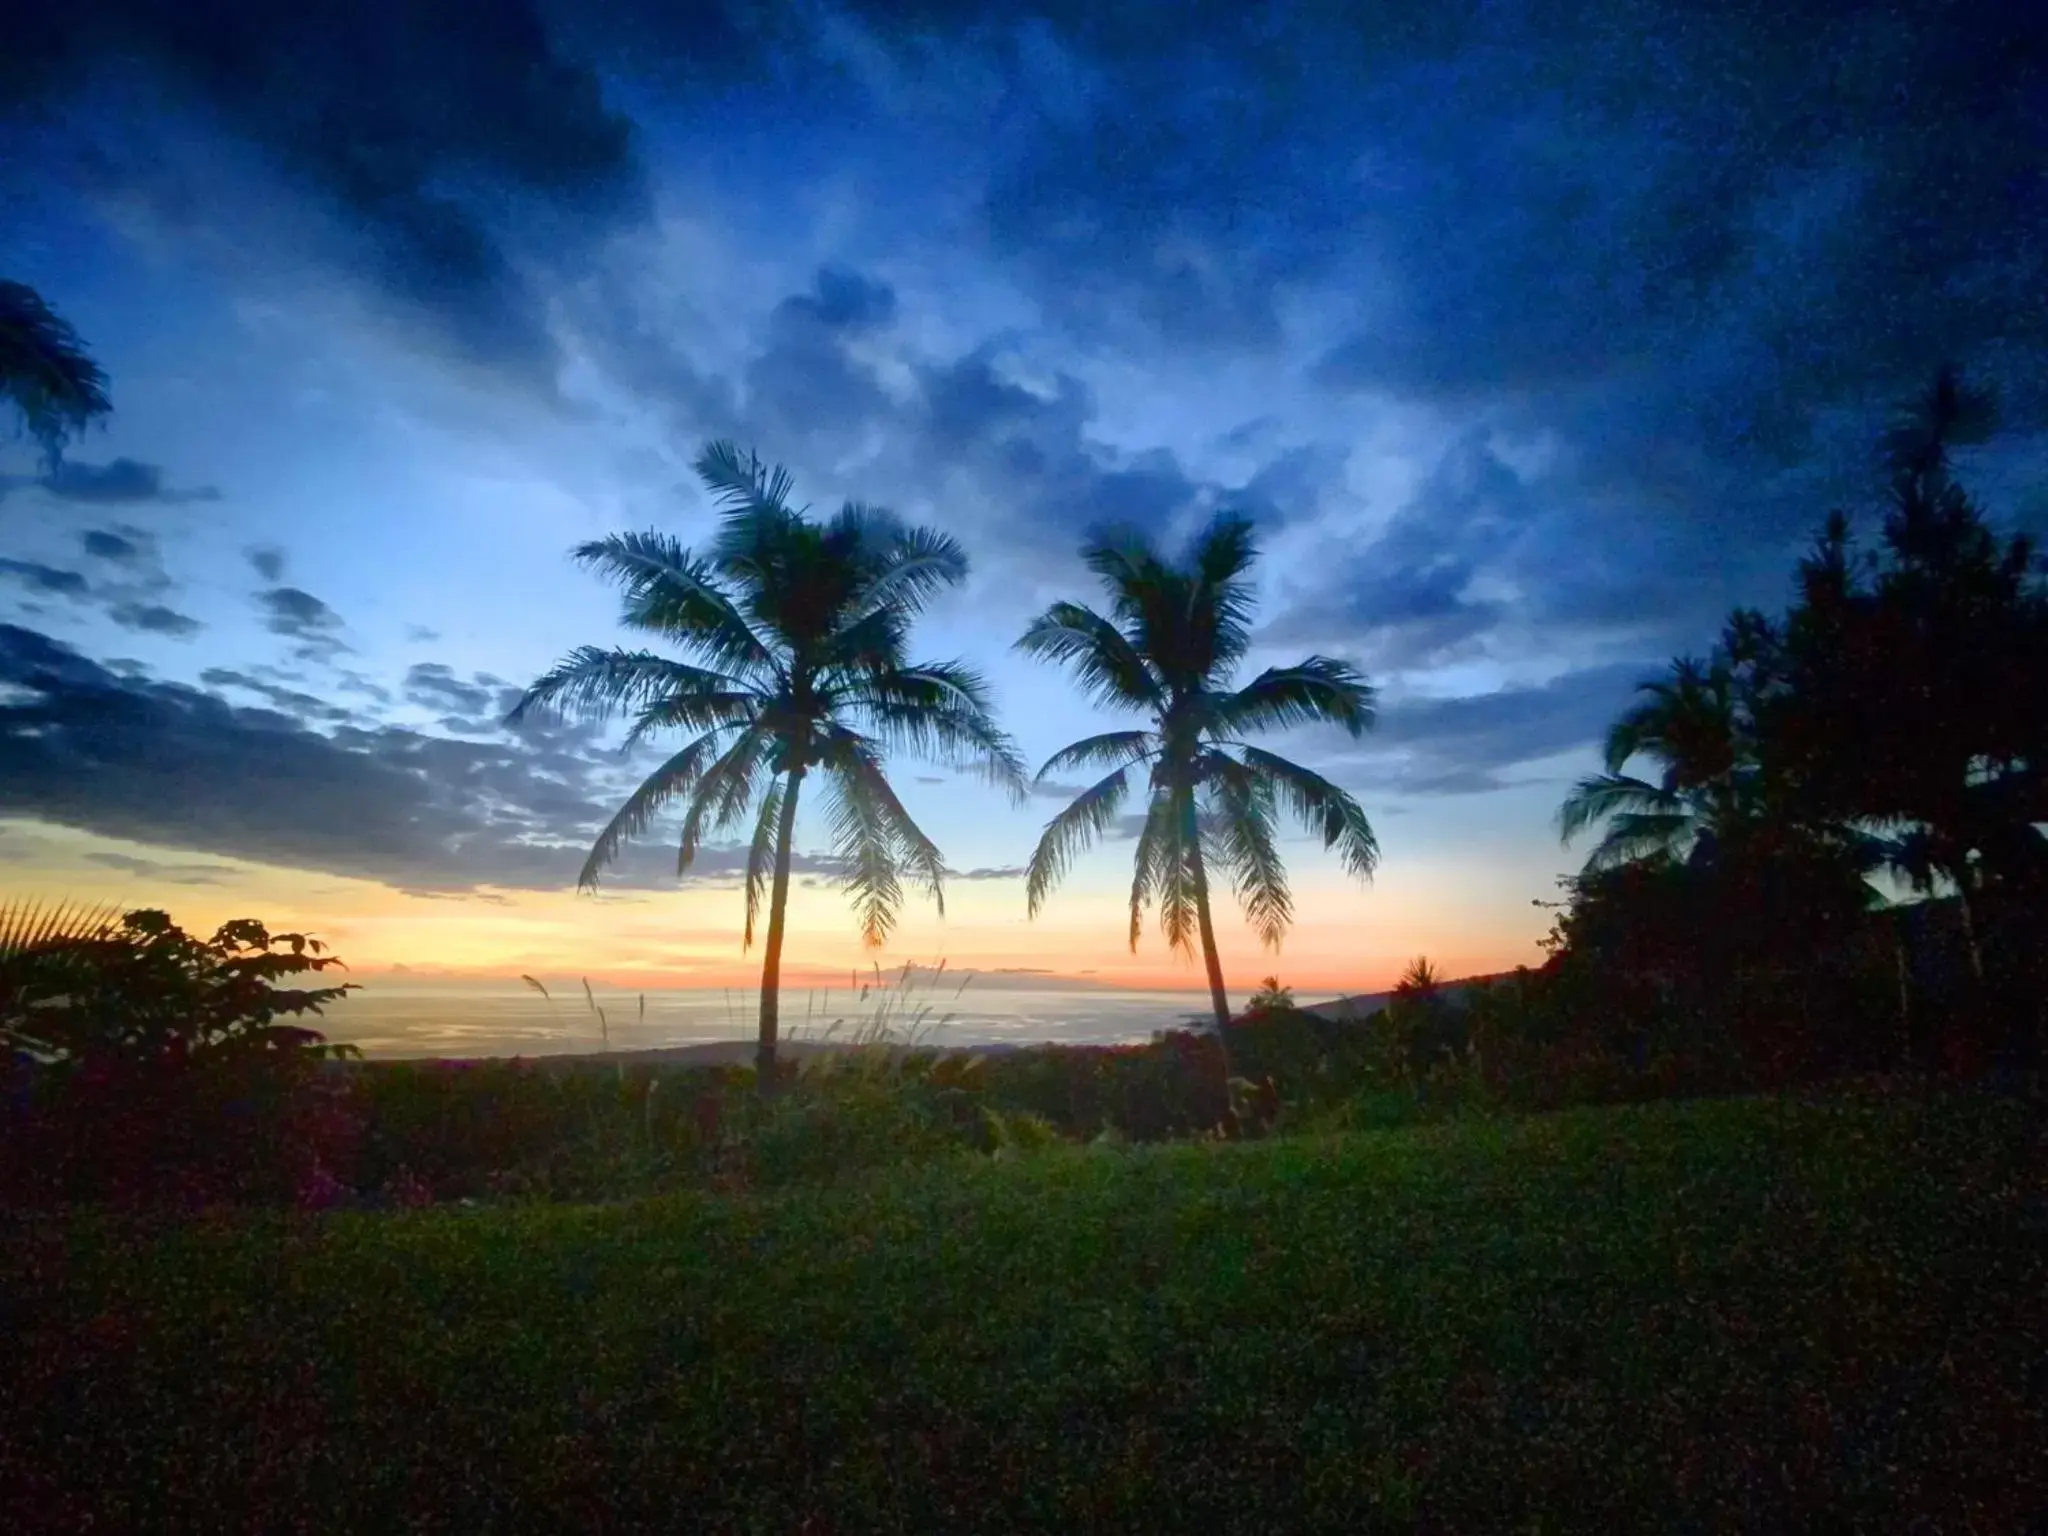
top-left (5, 1092), bottom-right (2043, 1532)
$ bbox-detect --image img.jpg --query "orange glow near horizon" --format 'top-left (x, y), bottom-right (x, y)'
top-left (2, 819), bottom-right (1550, 1000)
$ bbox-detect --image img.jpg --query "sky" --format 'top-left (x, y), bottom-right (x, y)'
top-left (1, 1), bottom-right (2043, 1001)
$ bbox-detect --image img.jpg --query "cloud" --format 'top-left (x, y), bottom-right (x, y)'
top-left (13, 525), bottom-right (204, 637)
top-left (404, 624), bottom-right (442, 643)
top-left (0, 559), bottom-right (89, 597)
top-left (199, 667), bottom-right (355, 723)
top-left (1262, 431), bottom-right (1548, 671)
top-left (257, 586), bottom-right (347, 654)
top-left (1029, 779), bottom-right (1089, 801)
top-left (82, 851), bottom-right (238, 885)
top-left (785, 264), bottom-right (899, 331)
top-left (11, 0), bottom-right (651, 388)
top-left (107, 602), bottom-right (203, 638)
top-left (0, 624), bottom-right (854, 895)
top-left (245, 545), bottom-right (287, 583)
top-left (402, 662), bottom-right (504, 731)
top-left (1314, 662), bottom-right (1650, 798)
top-left (741, 265), bottom-right (902, 452)
top-left (948, 865), bottom-right (1025, 881)
top-left (81, 529), bottom-right (144, 562)
top-left (38, 458), bottom-right (218, 505)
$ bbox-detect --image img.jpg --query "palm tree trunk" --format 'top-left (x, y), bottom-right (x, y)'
top-left (1956, 877), bottom-right (1984, 983)
top-left (755, 765), bottom-right (806, 1097)
top-left (1186, 841), bottom-right (1233, 1037)
top-left (1894, 925), bottom-right (1914, 1071)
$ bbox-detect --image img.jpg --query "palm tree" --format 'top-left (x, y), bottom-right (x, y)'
top-left (1556, 654), bottom-right (1756, 872)
top-left (1017, 513), bottom-right (1380, 1034)
top-left (510, 442), bottom-right (1024, 1091)
top-left (0, 280), bottom-right (111, 467)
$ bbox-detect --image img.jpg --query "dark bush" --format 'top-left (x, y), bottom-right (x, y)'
top-left (0, 908), bottom-right (359, 1208)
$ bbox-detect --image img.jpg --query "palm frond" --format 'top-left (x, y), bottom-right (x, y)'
top-left (0, 280), bottom-right (112, 466)
top-left (1556, 773), bottom-right (1688, 847)
top-left (1238, 746), bottom-right (1379, 882)
top-left (741, 778), bottom-right (784, 950)
top-left (674, 726), bottom-right (776, 878)
top-left (819, 728), bottom-right (949, 945)
top-left (1581, 813), bottom-right (1699, 872)
top-left (820, 603), bottom-right (912, 679)
top-left (572, 532), bottom-right (776, 678)
top-left (1204, 754), bottom-right (1292, 949)
top-left (1157, 781), bottom-right (1202, 955)
top-left (1025, 765), bottom-right (1135, 917)
top-left (507, 645), bottom-right (757, 728)
top-left (1125, 785), bottom-right (1175, 952)
top-left (623, 690), bottom-right (763, 748)
top-left (1185, 510), bottom-right (1261, 677)
top-left (840, 661), bottom-right (1029, 795)
top-left (1213, 656), bottom-right (1376, 738)
top-left (0, 897), bottom-right (122, 958)
top-left (816, 740), bottom-right (905, 949)
top-left (694, 440), bottom-right (800, 517)
top-left (1034, 729), bottom-right (1158, 782)
top-left (846, 521), bottom-right (970, 619)
top-left (576, 728), bottom-right (738, 889)
top-left (1014, 601), bottom-right (1163, 709)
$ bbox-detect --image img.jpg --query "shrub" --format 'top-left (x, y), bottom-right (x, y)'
top-left (744, 1076), bottom-right (974, 1187)
top-left (0, 907), bottom-right (359, 1207)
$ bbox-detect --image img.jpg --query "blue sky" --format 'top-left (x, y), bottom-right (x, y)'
top-left (1, 1), bottom-right (2042, 992)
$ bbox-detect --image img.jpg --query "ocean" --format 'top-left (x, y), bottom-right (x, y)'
top-left (320, 979), bottom-right (1217, 1060)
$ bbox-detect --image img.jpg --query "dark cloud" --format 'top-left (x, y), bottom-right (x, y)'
top-left (257, 586), bottom-right (346, 649)
top-left (37, 457), bottom-right (218, 505)
top-left (107, 602), bottom-right (203, 638)
top-left (402, 662), bottom-right (503, 732)
top-left (729, 325), bottom-right (1319, 566)
top-left (0, 625), bottom-right (847, 894)
top-left (0, 559), bottom-right (89, 598)
top-left (198, 667), bottom-right (354, 723)
top-left (14, 0), bottom-right (650, 387)
top-left (742, 266), bottom-right (901, 450)
top-left (81, 529), bottom-right (144, 562)
top-left (948, 865), bottom-right (1025, 881)
top-left (16, 524), bottom-right (206, 638)
top-left (785, 265), bottom-right (898, 331)
top-left (1313, 662), bottom-right (1651, 798)
top-left (902, 349), bottom-right (1226, 556)
top-left (404, 624), bottom-right (442, 643)
top-left (245, 545), bottom-right (287, 583)
top-left (1029, 779), bottom-right (1089, 801)
top-left (1263, 431), bottom-right (1543, 671)
top-left (83, 851), bottom-right (238, 885)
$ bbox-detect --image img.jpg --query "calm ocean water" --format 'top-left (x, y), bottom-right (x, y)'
top-left (321, 980), bottom-right (1216, 1059)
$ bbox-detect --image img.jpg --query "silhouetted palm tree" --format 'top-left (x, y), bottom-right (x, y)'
top-left (0, 280), bottom-right (110, 467)
top-left (1557, 654), bottom-right (1756, 871)
top-left (511, 443), bottom-right (1024, 1090)
top-left (1017, 513), bottom-right (1379, 1033)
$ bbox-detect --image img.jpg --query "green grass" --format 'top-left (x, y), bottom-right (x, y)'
top-left (6, 1092), bottom-right (2043, 1532)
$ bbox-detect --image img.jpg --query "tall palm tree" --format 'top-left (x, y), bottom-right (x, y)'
top-left (511, 442), bottom-right (1024, 1091)
top-left (0, 280), bottom-right (111, 467)
top-left (1017, 513), bottom-right (1380, 1033)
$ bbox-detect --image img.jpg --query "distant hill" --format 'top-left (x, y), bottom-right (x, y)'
top-left (1303, 971), bottom-right (1518, 1022)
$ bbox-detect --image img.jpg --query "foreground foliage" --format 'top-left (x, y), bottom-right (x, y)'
top-left (5, 1093), bottom-right (2041, 1531)
top-left (1, 908), bottom-right (358, 1207)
